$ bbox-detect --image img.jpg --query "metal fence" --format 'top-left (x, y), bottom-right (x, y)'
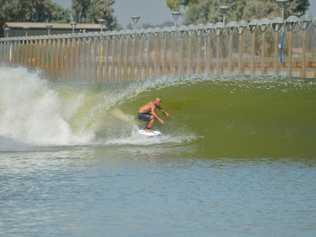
top-left (0, 16), bottom-right (315, 80)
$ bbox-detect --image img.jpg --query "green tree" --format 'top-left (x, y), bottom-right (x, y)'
top-left (0, 0), bottom-right (70, 23)
top-left (72, 0), bottom-right (117, 30)
top-left (288, 0), bottom-right (310, 16)
top-left (31, 0), bottom-right (71, 22)
top-left (72, 0), bottom-right (91, 22)
top-left (165, 0), bottom-right (310, 24)
top-left (87, 0), bottom-right (117, 30)
top-left (0, 0), bottom-right (70, 36)
top-left (165, 0), bottom-right (198, 10)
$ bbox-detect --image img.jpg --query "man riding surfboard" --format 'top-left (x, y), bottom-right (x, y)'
top-left (138, 98), bottom-right (169, 130)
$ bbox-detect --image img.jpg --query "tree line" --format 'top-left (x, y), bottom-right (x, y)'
top-left (166, 0), bottom-right (310, 24)
top-left (0, 0), bottom-right (310, 37)
top-left (0, 0), bottom-right (117, 36)
top-left (0, 0), bottom-right (70, 24)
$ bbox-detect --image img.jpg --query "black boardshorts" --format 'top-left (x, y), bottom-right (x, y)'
top-left (138, 113), bottom-right (152, 121)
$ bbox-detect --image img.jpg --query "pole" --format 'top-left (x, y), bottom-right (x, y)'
top-left (301, 30), bottom-right (306, 80)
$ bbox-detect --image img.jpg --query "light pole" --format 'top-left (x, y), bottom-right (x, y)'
top-left (97, 19), bottom-right (105, 32)
top-left (171, 11), bottom-right (182, 27)
top-left (219, 5), bottom-right (230, 25)
top-left (131, 16), bottom-right (141, 29)
top-left (4, 27), bottom-right (10, 38)
top-left (46, 24), bottom-right (53, 35)
top-left (276, 0), bottom-right (289, 21)
top-left (70, 21), bottom-right (77, 34)
top-left (23, 27), bottom-right (29, 37)
top-left (275, 0), bottom-right (289, 65)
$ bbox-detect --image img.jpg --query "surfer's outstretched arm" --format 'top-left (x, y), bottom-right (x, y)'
top-left (151, 107), bottom-right (164, 124)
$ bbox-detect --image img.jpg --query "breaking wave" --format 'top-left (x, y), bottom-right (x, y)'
top-left (1, 65), bottom-right (315, 157)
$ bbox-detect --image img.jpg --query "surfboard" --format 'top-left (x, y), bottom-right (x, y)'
top-left (138, 129), bottom-right (161, 137)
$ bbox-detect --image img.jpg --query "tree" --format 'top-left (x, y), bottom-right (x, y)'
top-left (165, 0), bottom-right (198, 10)
top-left (72, 0), bottom-right (118, 30)
top-left (165, 0), bottom-right (310, 24)
top-left (49, 4), bottom-right (71, 22)
top-left (288, 0), bottom-right (310, 17)
top-left (87, 0), bottom-right (117, 30)
top-left (0, 0), bottom-right (70, 36)
top-left (0, 0), bottom-right (70, 22)
top-left (30, 0), bottom-right (71, 22)
top-left (72, 0), bottom-right (91, 22)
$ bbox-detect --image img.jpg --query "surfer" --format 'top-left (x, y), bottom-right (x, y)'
top-left (138, 98), bottom-right (169, 130)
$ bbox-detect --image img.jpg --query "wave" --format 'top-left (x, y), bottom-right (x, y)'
top-left (1, 65), bottom-right (315, 157)
top-left (0, 66), bottom-right (201, 149)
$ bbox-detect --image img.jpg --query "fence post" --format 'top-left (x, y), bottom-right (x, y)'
top-left (251, 30), bottom-right (256, 76)
top-left (287, 31), bottom-right (293, 80)
top-left (300, 30), bottom-right (306, 80)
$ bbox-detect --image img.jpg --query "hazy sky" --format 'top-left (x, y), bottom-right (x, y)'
top-left (55, 0), bottom-right (316, 26)
top-left (309, 0), bottom-right (316, 15)
top-left (114, 0), bottom-right (171, 26)
top-left (54, 0), bottom-right (171, 26)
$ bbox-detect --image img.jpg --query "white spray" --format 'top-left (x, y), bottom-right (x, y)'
top-left (0, 66), bottom-right (94, 146)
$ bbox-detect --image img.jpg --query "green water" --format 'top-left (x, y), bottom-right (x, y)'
top-left (119, 78), bottom-right (316, 158)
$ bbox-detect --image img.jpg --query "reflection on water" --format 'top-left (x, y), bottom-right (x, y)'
top-left (1, 146), bottom-right (316, 237)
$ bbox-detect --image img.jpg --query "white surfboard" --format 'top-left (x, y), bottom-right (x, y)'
top-left (138, 129), bottom-right (161, 137)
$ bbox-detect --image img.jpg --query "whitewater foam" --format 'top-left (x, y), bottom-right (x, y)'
top-left (103, 126), bottom-right (198, 146)
top-left (0, 66), bottom-right (94, 146)
top-left (0, 66), bottom-right (199, 148)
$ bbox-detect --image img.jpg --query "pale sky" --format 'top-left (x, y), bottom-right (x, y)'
top-left (310, 0), bottom-right (316, 15)
top-left (54, 0), bottom-right (172, 26)
top-left (55, 0), bottom-right (316, 26)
